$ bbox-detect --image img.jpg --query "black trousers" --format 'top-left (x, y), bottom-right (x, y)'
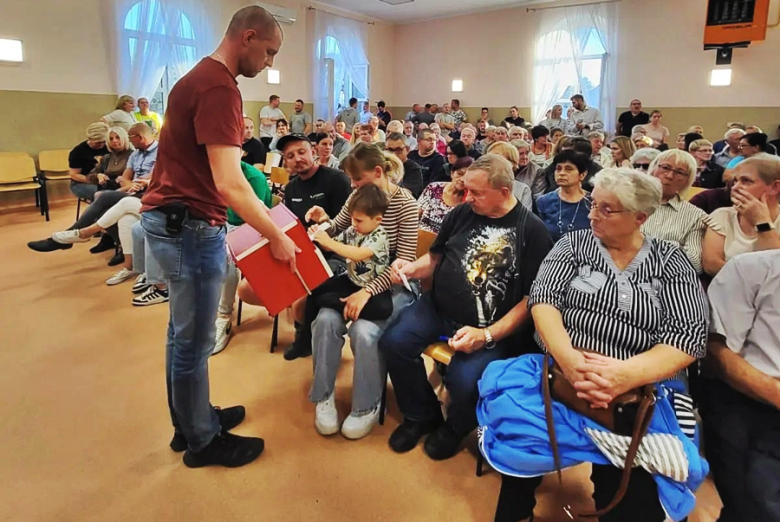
top-left (700, 378), bottom-right (780, 522)
top-left (495, 465), bottom-right (666, 522)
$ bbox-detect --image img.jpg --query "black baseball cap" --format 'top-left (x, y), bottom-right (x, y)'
top-left (276, 133), bottom-right (311, 151)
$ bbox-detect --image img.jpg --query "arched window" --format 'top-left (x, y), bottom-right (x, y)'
top-left (121, 0), bottom-right (201, 114)
top-left (532, 4), bottom-right (616, 130)
top-left (316, 36), bottom-right (369, 117)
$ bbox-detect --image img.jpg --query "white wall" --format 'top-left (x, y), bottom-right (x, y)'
top-left (391, 0), bottom-right (780, 108)
top-left (0, 0), bottom-right (394, 104)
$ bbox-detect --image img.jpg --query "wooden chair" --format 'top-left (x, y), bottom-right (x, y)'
top-left (0, 155), bottom-right (49, 220)
top-left (270, 167), bottom-right (290, 186)
top-left (39, 149), bottom-right (86, 218)
top-left (684, 187), bottom-right (706, 201)
top-left (416, 229), bottom-right (438, 259)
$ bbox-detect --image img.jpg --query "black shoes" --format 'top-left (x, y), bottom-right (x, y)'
top-left (283, 324), bottom-right (312, 360)
top-left (27, 238), bottom-right (73, 252)
top-left (183, 432), bottom-right (265, 468)
top-left (169, 405), bottom-right (247, 452)
top-left (90, 234), bottom-right (115, 254)
top-left (423, 423), bottom-right (465, 461)
top-left (388, 414), bottom-right (445, 453)
top-left (107, 251), bottom-right (125, 266)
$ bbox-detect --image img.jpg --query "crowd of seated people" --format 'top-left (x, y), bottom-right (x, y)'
top-left (26, 88), bottom-right (780, 522)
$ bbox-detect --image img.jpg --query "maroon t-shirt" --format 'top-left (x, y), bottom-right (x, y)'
top-left (141, 57), bottom-right (243, 224)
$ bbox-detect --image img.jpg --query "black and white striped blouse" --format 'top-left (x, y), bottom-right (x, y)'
top-left (528, 229), bottom-right (709, 361)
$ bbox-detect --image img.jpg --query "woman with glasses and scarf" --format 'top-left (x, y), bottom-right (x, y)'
top-left (640, 149), bottom-right (719, 274)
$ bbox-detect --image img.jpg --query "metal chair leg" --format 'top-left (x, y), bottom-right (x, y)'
top-left (237, 299), bottom-right (243, 326)
top-left (76, 198), bottom-right (82, 219)
top-left (476, 451), bottom-right (484, 477)
top-left (379, 378), bottom-right (388, 426)
top-left (270, 315), bottom-right (279, 353)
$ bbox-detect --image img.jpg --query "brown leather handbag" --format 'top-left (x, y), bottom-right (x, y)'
top-left (542, 352), bottom-right (656, 518)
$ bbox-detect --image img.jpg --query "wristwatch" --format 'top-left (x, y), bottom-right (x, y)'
top-left (756, 222), bottom-right (776, 233)
top-left (483, 328), bottom-right (496, 350)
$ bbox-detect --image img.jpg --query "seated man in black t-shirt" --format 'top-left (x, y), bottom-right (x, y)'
top-left (379, 154), bottom-right (553, 461)
top-left (68, 122), bottom-right (111, 202)
top-left (407, 128), bottom-right (445, 187)
top-left (241, 116), bottom-right (267, 166)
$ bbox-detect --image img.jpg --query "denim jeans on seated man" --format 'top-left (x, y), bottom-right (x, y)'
top-left (70, 180), bottom-right (98, 202)
top-left (379, 293), bottom-right (512, 436)
top-left (141, 210), bottom-right (227, 452)
top-left (309, 285), bottom-right (416, 415)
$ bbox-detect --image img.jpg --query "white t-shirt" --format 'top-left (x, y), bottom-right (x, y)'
top-left (103, 110), bottom-right (137, 131)
top-left (259, 106), bottom-right (286, 138)
top-left (643, 124), bottom-right (670, 147)
top-left (710, 206), bottom-right (780, 261)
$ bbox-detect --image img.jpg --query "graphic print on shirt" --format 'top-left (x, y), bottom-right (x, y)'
top-left (462, 225), bottom-right (517, 326)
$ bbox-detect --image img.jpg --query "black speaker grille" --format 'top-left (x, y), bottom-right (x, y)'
top-left (707, 0), bottom-right (756, 26)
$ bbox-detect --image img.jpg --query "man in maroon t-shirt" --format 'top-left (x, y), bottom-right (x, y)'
top-left (139, 6), bottom-right (297, 469)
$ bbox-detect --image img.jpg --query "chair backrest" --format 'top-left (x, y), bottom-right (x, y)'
top-left (38, 149), bottom-right (71, 172)
top-left (270, 167), bottom-right (290, 185)
top-left (416, 229), bottom-right (438, 259)
top-left (0, 155), bottom-right (37, 185)
top-left (271, 194), bottom-right (283, 208)
top-left (684, 187), bottom-right (706, 201)
top-left (0, 152), bottom-right (30, 158)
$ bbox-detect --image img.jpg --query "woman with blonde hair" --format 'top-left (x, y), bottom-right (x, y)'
top-left (349, 123), bottom-right (363, 146)
top-left (688, 139), bottom-right (725, 188)
top-left (634, 136), bottom-right (653, 150)
top-left (87, 126), bottom-right (134, 192)
top-left (540, 104), bottom-right (565, 130)
top-left (487, 142), bottom-right (533, 210)
top-left (642, 110), bottom-right (670, 147)
top-left (642, 149), bottom-right (717, 273)
top-left (303, 142), bottom-right (419, 440)
top-left (703, 153), bottom-right (780, 276)
top-left (607, 136), bottom-right (635, 168)
top-left (101, 94), bottom-right (137, 131)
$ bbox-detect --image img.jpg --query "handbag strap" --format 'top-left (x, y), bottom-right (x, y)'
top-left (542, 354), bottom-right (657, 518)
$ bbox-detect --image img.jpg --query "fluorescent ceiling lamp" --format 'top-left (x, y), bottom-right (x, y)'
top-left (267, 69), bottom-right (280, 84)
top-left (710, 69), bottom-right (732, 87)
top-left (0, 38), bottom-right (23, 63)
top-left (452, 79), bottom-right (463, 92)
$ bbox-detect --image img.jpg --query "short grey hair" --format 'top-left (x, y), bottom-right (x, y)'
top-left (486, 125), bottom-right (498, 133)
top-left (592, 167), bottom-right (662, 216)
top-left (511, 139), bottom-right (531, 152)
top-left (461, 127), bottom-right (476, 138)
top-left (587, 130), bottom-right (605, 141)
top-left (508, 126), bottom-right (526, 136)
top-left (468, 154), bottom-right (515, 190)
top-left (386, 120), bottom-right (403, 134)
top-left (725, 128), bottom-right (746, 140)
top-left (648, 149), bottom-right (698, 192)
top-left (630, 148), bottom-right (661, 164)
top-left (739, 153), bottom-right (780, 185)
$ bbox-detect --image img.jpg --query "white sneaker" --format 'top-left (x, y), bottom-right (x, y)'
top-left (340, 405), bottom-right (381, 440)
top-left (315, 394), bottom-right (339, 436)
top-left (131, 274), bottom-right (150, 294)
top-left (106, 268), bottom-right (137, 286)
top-left (132, 286), bottom-right (169, 307)
top-left (212, 315), bottom-right (232, 355)
top-left (52, 229), bottom-right (90, 244)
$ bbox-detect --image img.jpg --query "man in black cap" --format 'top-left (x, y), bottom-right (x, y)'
top-left (278, 133), bottom-right (352, 227)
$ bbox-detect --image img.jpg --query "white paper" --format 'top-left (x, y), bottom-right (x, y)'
top-left (399, 272), bottom-right (412, 292)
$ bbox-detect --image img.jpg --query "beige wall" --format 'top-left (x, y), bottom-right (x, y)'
top-left (391, 0), bottom-right (780, 115)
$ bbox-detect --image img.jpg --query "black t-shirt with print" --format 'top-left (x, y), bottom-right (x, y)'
top-left (284, 165), bottom-right (352, 225)
top-left (617, 111), bottom-right (650, 137)
top-left (242, 137), bottom-right (268, 166)
top-left (408, 150), bottom-right (446, 187)
top-left (430, 202), bottom-right (552, 330)
top-left (504, 116), bottom-right (525, 127)
top-left (68, 140), bottom-right (110, 175)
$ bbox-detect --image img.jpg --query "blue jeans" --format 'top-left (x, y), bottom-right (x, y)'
top-left (378, 293), bottom-right (512, 435)
top-left (70, 181), bottom-right (98, 202)
top-left (141, 210), bottom-right (227, 452)
top-left (132, 220), bottom-right (164, 284)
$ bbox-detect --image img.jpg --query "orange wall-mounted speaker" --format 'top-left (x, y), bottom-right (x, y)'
top-left (704, 0), bottom-right (771, 47)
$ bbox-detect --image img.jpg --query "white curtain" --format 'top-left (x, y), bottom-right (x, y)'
top-left (113, 0), bottom-right (215, 100)
top-left (532, 3), bottom-right (618, 132)
top-left (311, 10), bottom-right (370, 122)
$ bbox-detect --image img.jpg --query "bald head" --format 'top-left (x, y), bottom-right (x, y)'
top-left (128, 122), bottom-right (155, 150)
top-left (129, 122), bottom-right (153, 137)
top-left (227, 6), bottom-right (280, 38)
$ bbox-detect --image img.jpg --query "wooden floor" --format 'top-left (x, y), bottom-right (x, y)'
top-left (0, 202), bottom-right (723, 521)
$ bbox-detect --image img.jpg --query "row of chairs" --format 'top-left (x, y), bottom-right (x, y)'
top-left (0, 149), bottom-right (79, 221)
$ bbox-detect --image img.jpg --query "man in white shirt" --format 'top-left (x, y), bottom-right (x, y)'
top-left (360, 101), bottom-right (372, 125)
top-left (259, 94), bottom-right (286, 146)
top-left (702, 250), bottom-right (780, 522)
top-left (566, 94), bottom-right (603, 136)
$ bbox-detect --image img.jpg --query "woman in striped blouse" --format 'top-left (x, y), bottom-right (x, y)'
top-left (640, 149), bottom-right (719, 274)
top-left (479, 168), bottom-right (709, 522)
top-left (304, 143), bottom-right (419, 440)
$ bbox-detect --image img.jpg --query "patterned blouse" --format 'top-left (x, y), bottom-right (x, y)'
top-left (418, 182), bottom-right (458, 234)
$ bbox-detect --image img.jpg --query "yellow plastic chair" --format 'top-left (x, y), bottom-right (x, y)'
top-left (39, 149), bottom-right (90, 218)
top-left (0, 155), bottom-right (48, 220)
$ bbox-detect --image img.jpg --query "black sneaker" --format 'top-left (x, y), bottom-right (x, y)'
top-left (170, 405), bottom-right (247, 452)
top-left (27, 238), bottom-right (73, 252)
top-left (89, 234), bottom-right (115, 254)
top-left (283, 342), bottom-right (312, 361)
top-left (131, 274), bottom-right (150, 294)
top-left (132, 286), bottom-right (169, 306)
top-left (107, 251), bottom-right (125, 267)
top-left (182, 432), bottom-right (265, 468)
top-left (423, 422), bottom-right (465, 461)
top-left (388, 414), bottom-right (445, 454)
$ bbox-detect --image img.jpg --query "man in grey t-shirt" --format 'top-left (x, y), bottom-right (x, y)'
top-left (336, 97), bottom-right (359, 131)
top-left (289, 98), bottom-right (312, 135)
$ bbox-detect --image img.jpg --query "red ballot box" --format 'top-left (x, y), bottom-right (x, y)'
top-left (226, 204), bottom-right (333, 316)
